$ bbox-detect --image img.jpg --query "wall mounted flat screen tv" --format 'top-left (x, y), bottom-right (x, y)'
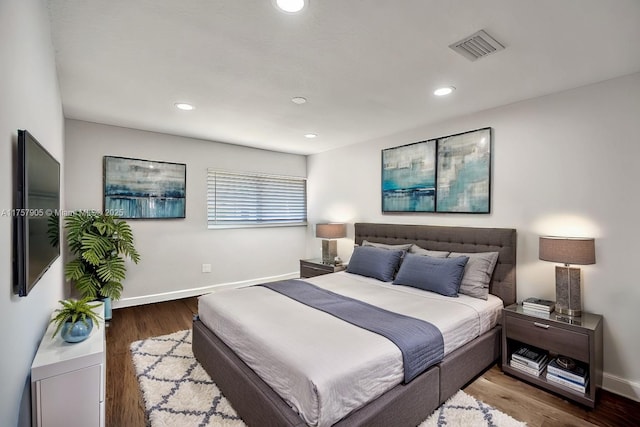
top-left (14, 129), bottom-right (60, 297)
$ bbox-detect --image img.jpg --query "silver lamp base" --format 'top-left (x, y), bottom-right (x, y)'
top-left (555, 266), bottom-right (582, 317)
top-left (321, 239), bottom-right (337, 265)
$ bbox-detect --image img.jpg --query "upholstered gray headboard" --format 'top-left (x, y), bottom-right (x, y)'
top-left (354, 223), bottom-right (517, 305)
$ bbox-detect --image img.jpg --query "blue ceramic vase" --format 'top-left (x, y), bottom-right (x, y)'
top-left (60, 318), bottom-right (93, 343)
top-left (102, 297), bottom-right (112, 321)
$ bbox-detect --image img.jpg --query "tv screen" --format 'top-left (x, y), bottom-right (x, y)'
top-left (14, 129), bottom-right (60, 297)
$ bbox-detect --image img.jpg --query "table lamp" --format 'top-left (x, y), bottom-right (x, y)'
top-left (316, 223), bottom-right (346, 265)
top-left (539, 236), bottom-right (595, 317)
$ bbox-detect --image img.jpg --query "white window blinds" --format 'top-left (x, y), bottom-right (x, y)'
top-left (207, 170), bottom-right (307, 228)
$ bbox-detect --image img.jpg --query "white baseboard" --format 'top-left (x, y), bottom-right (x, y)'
top-left (111, 272), bottom-right (299, 309)
top-left (602, 372), bottom-right (640, 402)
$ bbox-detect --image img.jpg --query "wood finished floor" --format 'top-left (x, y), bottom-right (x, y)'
top-left (106, 297), bottom-right (640, 427)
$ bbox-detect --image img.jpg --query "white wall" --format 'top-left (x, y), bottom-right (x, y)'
top-left (307, 72), bottom-right (640, 400)
top-left (0, 1), bottom-right (65, 426)
top-left (64, 120), bottom-right (307, 307)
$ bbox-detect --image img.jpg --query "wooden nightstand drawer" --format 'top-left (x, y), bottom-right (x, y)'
top-left (301, 263), bottom-right (331, 278)
top-left (502, 304), bottom-right (603, 407)
top-left (300, 259), bottom-right (345, 278)
top-left (505, 314), bottom-right (589, 362)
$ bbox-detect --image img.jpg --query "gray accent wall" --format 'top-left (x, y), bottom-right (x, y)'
top-left (64, 120), bottom-right (307, 307)
top-left (306, 71), bottom-right (640, 401)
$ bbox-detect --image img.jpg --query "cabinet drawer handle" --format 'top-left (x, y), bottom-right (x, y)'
top-left (533, 322), bottom-right (550, 329)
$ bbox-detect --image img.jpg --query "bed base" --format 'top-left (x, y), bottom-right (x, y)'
top-left (193, 318), bottom-right (501, 427)
top-left (193, 222), bottom-right (515, 426)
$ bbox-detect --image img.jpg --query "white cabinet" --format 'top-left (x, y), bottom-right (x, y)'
top-left (31, 304), bottom-right (105, 427)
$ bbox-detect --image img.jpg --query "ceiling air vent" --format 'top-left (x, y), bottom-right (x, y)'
top-left (449, 30), bottom-right (504, 62)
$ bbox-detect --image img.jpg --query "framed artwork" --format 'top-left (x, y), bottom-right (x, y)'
top-left (381, 127), bottom-right (491, 214)
top-left (382, 140), bottom-right (437, 212)
top-left (103, 156), bottom-right (186, 219)
top-left (436, 128), bottom-right (491, 213)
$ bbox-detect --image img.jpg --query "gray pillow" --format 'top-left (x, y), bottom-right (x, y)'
top-left (447, 252), bottom-right (499, 300)
top-left (393, 253), bottom-right (469, 297)
top-left (347, 246), bottom-right (404, 282)
top-left (362, 240), bottom-right (413, 253)
top-left (409, 245), bottom-right (450, 258)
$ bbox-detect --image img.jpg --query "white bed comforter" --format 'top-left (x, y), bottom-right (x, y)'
top-left (198, 272), bottom-right (503, 427)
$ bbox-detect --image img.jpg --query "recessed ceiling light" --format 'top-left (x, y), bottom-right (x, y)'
top-left (275, 0), bottom-right (306, 13)
top-left (174, 102), bottom-right (195, 111)
top-left (434, 86), bottom-right (455, 96)
top-left (304, 133), bottom-right (317, 139)
top-left (291, 96), bottom-right (307, 105)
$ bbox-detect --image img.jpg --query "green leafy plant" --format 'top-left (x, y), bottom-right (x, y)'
top-left (50, 297), bottom-right (102, 338)
top-left (64, 211), bottom-right (140, 300)
top-left (47, 212), bottom-right (60, 248)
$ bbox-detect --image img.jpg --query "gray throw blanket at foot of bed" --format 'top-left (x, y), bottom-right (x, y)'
top-left (258, 279), bottom-right (444, 382)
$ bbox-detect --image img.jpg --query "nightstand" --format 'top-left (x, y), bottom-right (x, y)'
top-left (300, 258), bottom-right (346, 278)
top-left (502, 304), bottom-right (603, 407)
top-left (31, 303), bottom-right (106, 426)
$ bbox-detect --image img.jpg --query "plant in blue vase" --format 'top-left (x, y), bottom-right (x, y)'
top-left (64, 211), bottom-right (140, 320)
top-left (50, 297), bottom-right (102, 343)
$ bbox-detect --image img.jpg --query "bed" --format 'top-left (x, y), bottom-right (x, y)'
top-left (193, 222), bottom-right (517, 427)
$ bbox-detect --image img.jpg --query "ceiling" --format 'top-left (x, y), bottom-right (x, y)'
top-left (47, 0), bottom-right (640, 155)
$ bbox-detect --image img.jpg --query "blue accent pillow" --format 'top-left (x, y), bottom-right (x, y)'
top-left (346, 246), bottom-right (404, 282)
top-left (393, 253), bottom-right (469, 297)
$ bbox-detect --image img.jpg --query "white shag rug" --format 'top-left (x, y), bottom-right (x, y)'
top-left (130, 330), bottom-right (526, 427)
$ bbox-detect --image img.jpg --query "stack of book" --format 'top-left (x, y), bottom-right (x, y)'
top-left (522, 297), bottom-right (555, 315)
top-left (546, 358), bottom-right (589, 393)
top-left (509, 345), bottom-right (549, 376)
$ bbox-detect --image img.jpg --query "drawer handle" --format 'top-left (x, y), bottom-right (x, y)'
top-left (533, 322), bottom-right (550, 329)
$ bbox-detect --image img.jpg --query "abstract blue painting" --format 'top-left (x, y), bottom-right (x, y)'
top-left (436, 128), bottom-right (491, 213)
top-left (104, 156), bottom-right (186, 219)
top-left (381, 127), bottom-right (491, 213)
top-left (382, 140), bottom-right (437, 212)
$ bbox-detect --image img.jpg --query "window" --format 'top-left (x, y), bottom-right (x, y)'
top-left (207, 169), bottom-right (307, 228)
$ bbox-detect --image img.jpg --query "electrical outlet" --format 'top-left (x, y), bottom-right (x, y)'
top-left (202, 263), bottom-right (212, 273)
